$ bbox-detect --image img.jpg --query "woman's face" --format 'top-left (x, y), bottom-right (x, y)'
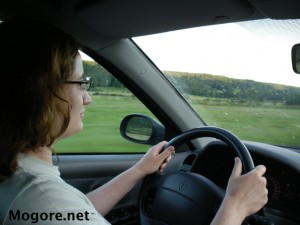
top-left (60, 53), bottom-right (92, 139)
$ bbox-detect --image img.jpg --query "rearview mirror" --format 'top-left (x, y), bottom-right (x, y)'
top-left (292, 43), bottom-right (300, 74)
top-left (120, 114), bottom-right (165, 145)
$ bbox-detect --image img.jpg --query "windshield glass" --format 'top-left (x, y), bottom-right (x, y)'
top-left (134, 18), bottom-right (300, 147)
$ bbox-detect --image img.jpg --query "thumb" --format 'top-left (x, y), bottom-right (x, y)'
top-left (231, 157), bottom-right (242, 177)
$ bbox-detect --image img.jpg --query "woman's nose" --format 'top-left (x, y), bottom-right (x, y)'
top-left (83, 91), bottom-right (92, 105)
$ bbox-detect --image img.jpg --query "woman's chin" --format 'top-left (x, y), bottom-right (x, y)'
top-left (60, 123), bottom-right (84, 139)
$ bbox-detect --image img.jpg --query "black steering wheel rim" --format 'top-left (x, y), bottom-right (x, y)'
top-left (164, 126), bottom-right (254, 173)
top-left (139, 126), bottom-right (255, 225)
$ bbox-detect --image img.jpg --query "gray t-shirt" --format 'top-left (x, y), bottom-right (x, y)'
top-left (0, 154), bottom-right (110, 225)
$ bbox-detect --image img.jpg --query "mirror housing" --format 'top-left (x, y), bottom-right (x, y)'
top-left (292, 43), bottom-right (300, 74)
top-left (120, 114), bottom-right (165, 145)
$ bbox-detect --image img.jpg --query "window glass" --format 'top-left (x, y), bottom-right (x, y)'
top-left (54, 55), bottom-right (153, 153)
top-left (134, 19), bottom-right (300, 147)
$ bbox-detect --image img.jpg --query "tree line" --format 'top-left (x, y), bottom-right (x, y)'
top-left (83, 61), bottom-right (300, 105)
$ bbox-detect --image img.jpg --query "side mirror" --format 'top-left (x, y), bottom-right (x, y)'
top-left (120, 114), bottom-right (165, 145)
top-left (292, 43), bottom-right (300, 74)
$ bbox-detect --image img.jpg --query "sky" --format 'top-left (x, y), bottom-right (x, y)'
top-left (82, 19), bottom-right (300, 87)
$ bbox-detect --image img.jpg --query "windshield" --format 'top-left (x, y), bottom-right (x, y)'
top-left (134, 18), bottom-right (300, 148)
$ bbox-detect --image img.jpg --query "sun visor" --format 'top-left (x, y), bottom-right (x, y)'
top-left (75, 0), bottom-right (257, 38)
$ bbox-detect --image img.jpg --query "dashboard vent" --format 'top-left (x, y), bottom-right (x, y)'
top-left (179, 153), bottom-right (197, 172)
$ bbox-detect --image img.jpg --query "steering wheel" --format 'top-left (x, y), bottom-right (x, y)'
top-left (139, 126), bottom-right (254, 225)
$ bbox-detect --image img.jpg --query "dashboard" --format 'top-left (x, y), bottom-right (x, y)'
top-left (179, 140), bottom-right (300, 224)
top-left (255, 156), bottom-right (299, 217)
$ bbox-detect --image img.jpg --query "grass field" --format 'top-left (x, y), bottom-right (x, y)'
top-left (54, 90), bottom-right (300, 153)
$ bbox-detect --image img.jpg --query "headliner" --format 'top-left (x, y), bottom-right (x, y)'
top-left (0, 0), bottom-right (300, 49)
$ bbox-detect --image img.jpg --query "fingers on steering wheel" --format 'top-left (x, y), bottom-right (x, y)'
top-left (254, 164), bottom-right (267, 176)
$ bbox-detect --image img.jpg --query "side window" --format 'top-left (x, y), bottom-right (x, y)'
top-left (54, 58), bottom-right (155, 153)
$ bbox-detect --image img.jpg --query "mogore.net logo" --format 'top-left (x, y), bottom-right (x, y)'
top-left (9, 210), bottom-right (91, 224)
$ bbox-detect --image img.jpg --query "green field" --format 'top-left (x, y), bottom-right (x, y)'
top-left (54, 90), bottom-right (300, 153)
top-left (189, 95), bottom-right (300, 146)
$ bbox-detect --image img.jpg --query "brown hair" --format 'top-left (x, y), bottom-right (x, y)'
top-left (0, 17), bottom-right (80, 181)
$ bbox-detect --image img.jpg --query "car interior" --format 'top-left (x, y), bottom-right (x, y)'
top-left (0, 0), bottom-right (300, 225)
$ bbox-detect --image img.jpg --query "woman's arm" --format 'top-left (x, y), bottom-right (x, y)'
top-left (86, 141), bottom-right (175, 215)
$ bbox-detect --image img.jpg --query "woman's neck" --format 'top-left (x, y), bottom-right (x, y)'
top-left (25, 146), bottom-right (53, 165)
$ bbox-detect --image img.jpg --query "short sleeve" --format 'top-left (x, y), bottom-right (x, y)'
top-left (5, 177), bottom-right (111, 225)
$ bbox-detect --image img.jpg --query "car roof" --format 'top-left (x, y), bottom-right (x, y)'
top-left (1, 0), bottom-right (300, 50)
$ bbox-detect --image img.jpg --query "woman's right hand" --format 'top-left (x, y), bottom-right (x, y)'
top-left (225, 157), bottom-right (268, 217)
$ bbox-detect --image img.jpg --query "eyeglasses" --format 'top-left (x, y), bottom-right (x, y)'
top-left (64, 77), bottom-right (92, 91)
